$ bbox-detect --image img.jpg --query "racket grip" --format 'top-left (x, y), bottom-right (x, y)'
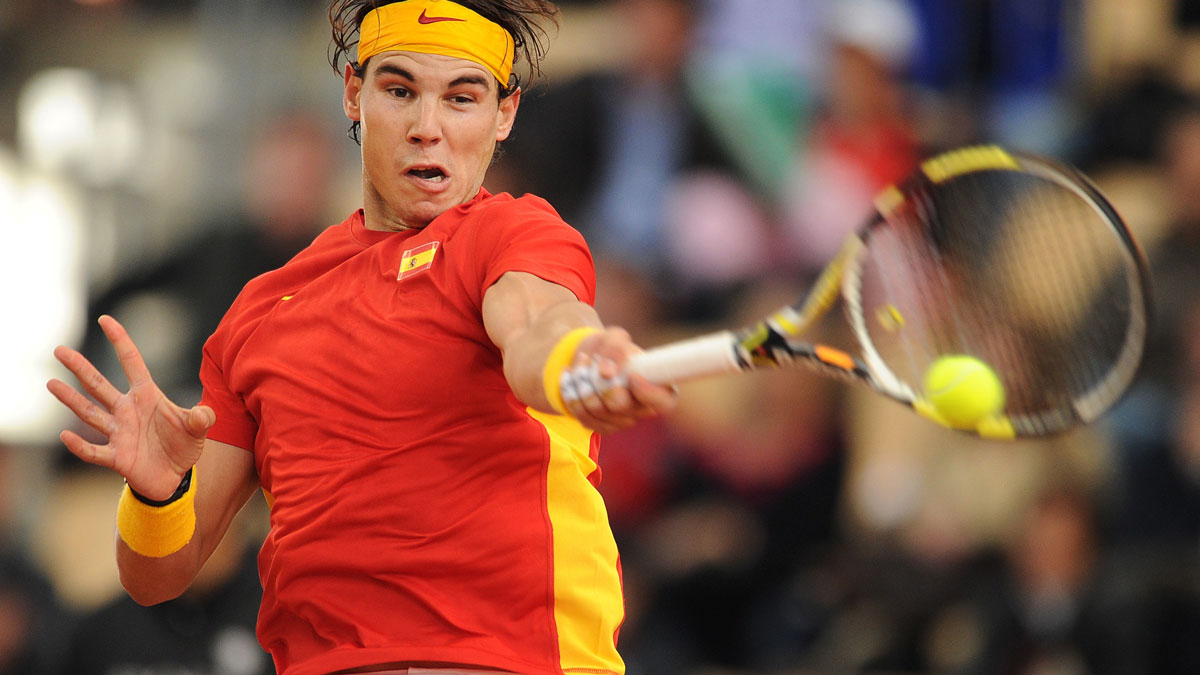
top-left (626, 331), bottom-right (742, 385)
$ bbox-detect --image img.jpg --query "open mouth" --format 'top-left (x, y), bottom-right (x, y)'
top-left (408, 166), bottom-right (447, 183)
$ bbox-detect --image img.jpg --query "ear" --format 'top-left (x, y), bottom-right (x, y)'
top-left (495, 87), bottom-right (521, 142)
top-left (343, 62), bottom-right (363, 122)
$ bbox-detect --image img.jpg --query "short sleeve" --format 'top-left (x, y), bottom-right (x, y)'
top-left (475, 195), bottom-right (596, 305)
top-left (199, 326), bottom-right (257, 452)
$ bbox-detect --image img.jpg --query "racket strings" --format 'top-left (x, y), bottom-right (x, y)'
top-left (858, 165), bottom-right (1145, 432)
top-left (986, 179), bottom-right (1092, 411)
top-left (992, 177), bottom-right (1138, 419)
top-left (867, 194), bottom-right (946, 388)
top-left (861, 184), bottom-right (1005, 391)
top-left (966, 174), bottom-right (1132, 417)
top-left (913, 187), bottom-right (984, 361)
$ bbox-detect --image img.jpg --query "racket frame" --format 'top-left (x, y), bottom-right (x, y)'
top-left (619, 145), bottom-right (1151, 440)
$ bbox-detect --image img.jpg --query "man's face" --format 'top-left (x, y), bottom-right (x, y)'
top-left (343, 51), bottom-right (519, 231)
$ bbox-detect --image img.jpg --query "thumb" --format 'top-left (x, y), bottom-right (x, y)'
top-left (185, 405), bottom-right (216, 438)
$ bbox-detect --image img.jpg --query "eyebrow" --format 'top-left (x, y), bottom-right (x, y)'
top-left (372, 64), bottom-right (493, 91)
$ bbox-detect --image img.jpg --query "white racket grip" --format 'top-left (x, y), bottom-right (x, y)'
top-left (625, 331), bottom-right (743, 385)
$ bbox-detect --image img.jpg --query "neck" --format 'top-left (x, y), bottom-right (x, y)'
top-left (361, 181), bottom-right (426, 232)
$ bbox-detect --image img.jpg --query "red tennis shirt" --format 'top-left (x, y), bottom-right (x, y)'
top-left (199, 190), bottom-right (625, 675)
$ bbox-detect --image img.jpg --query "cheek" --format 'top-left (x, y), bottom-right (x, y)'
top-left (360, 110), bottom-right (406, 163)
top-left (455, 120), bottom-right (500, 161)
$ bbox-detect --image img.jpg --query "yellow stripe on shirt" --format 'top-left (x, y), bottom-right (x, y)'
top-left (527, 408), bottom-right (625, 675)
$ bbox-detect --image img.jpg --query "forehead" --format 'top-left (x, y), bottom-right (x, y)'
top-left (368, 50), bottom-right (495, 87)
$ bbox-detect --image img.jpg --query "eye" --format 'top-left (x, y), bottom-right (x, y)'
top-left (449, 94), bottom-right (476, 106)
top-left (387, 87), bottom-right (412, 99)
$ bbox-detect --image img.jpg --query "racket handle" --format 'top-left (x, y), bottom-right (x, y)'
top-left (626, 331), bottom-right (743, 385)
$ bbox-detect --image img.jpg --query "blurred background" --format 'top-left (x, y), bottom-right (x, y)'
top-left (2, 0), bottom-right (1200, 673)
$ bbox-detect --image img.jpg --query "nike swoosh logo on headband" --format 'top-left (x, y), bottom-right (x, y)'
top-left (417, 9), bottom-right (466, 24)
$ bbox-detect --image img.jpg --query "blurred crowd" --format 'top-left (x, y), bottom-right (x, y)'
top-left (2, 0), bottom-right (1200, 673)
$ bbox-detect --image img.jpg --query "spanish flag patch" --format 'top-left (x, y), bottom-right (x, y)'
top-left (398, 241), bottom-right (439, 280)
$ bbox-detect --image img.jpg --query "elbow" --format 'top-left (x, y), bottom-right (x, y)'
top-left (126, 590), bottom-right (171, 607)
top-left (120, 570), bottom-right (190, 606)
top-left (116, 545), bottom-right (198, 606)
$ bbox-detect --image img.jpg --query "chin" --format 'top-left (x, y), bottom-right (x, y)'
top-left (403, 200), bottom-right (453, 227)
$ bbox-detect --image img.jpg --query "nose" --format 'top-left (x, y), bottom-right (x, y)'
top-left (408, 98), bottom-right (442, 145)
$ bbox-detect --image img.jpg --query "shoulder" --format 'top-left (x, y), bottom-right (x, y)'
top-left (456, 192), bottom-right (581, 243)
top-left (454, 192), bottom-right (595, 303)
top-left (465, 191), bottom-right (563, 221)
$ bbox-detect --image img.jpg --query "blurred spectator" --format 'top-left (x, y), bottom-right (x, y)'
top-left (79, 110), bottom-right (338, 404)
top-left (794, 486), bottom-right (1155, 674)
top-left (1139, 98), bottom-right (1200, 395)
top-left (497, 0), bottom-right (756, 322)
top-left (954, 487), bottom-right (1148, 675)
top-left (1076, 68), bottom-right (1190, 170)
top-left (684, 0), bottom-right (830, 201)
top-left (925, 479), bottom-right (1194, 675)
top-left (1104, 97), bottom-right (1200, 553)
top-left (780, 0), bottom-right (922, 275)
top-left (1173, 302), bottom-right (1200, 513)
top-left (1111, 322), bottom-right (1200, 549)
top-left (56, 499), bottom-right (270, 675)
top-left (0, 444), bottom-right (72, 675)
top-left (0, 551), bottom-right (71, 675)
top-left (906, 0), bottom-right (1081, 156)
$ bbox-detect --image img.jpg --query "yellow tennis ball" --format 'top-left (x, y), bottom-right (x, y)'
top-left (922, 355), bottom-right (1006, 429)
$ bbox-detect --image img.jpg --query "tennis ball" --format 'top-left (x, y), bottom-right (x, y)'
top-left (922, 355), bottom-right (1006, 429)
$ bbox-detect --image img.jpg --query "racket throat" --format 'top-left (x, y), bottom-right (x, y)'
top-left (735, 324), bottom-right (871, 384)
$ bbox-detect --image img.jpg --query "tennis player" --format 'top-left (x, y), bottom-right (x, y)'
top-left (46, 1), bottom-right (678, 673)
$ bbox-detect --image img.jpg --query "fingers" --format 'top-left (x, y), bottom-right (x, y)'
top-left (185, 405), bottom-right (216, 439)
top-left (48, 337), bottom-right (124, 471)
top-left (46, 377), bottom-right (117, 438)
top-left (561, 356), bottom-right (623, 432)
top-left (98, 315), bottom-right (154, 389)
top-left (57, 429), bottom-right (116, 470)
top-left (52, 344), bottom-right (122, 409)
top-left (627, 373), bottom-right (679, 415)
top-left (561, 350), bottom-right (678, 434)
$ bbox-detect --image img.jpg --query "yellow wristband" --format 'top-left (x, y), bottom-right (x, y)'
top-left (117, 469), bottom-right (197, 558)
top-left (542, 327), bottom-right (601, 415)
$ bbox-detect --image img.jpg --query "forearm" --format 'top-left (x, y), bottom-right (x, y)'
top-left (114, 470), bottom-right (206, 605)
top-left (500, 298), bottom-right (603, 413)
top-left (115, 440), bottom-right (258, 605)
top-left (484, 271), bottom-right (676, 432)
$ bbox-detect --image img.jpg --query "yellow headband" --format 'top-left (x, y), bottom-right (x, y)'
top-left (357, 0), bottom-right (516, 87)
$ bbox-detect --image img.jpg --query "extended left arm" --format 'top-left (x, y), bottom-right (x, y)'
top-left (482, 271), bottom-right (676, 433)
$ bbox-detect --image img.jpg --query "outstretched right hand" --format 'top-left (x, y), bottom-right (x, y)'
top-left (47, 315), bottom-right (214, 502)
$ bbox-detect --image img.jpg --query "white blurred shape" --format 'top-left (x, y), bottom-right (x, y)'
top-left (0, 147), bottom-right (18, 219)
top-left (132, 45), bottom-right (226, 232)
top-left (829, 0), bottom-right (920, 69)
top-left (137, 44), bottom-right (227, 132)
top-left (853, 451), bottom-right (925, 530)
top-left (17, 69), bottom-right (99, 175)
top-left (16, 68), bottom-right (143, 186)
top-left (0, 158), bottom-right (87, 445)
top-left (87, 84), bottom-right (141, 186)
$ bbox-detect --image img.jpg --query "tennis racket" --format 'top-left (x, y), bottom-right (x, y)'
top-left (593, 145), bottom-right (1152, 439)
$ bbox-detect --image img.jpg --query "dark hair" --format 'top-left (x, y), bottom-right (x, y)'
top-left (329, 0), bottom-right (558, 141)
